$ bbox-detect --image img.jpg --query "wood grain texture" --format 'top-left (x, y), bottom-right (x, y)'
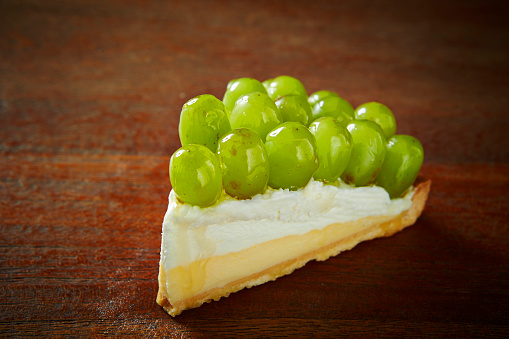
top-left (1, 0), bottom-right (508, 337)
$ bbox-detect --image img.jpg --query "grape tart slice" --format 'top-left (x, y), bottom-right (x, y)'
top-left (158, 75), bottom-right (430, 316)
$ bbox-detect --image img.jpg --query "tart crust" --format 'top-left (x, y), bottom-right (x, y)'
top-left (157, 179), bottom-right (431, 316)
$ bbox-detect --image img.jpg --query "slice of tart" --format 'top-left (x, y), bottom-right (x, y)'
top-left (158, 76), bottom-right (429, 316)
top-left (156, 177), bottom-right (430, 317)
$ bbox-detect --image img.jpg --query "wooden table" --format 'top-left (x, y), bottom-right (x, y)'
top-left (1, 0), bottom-right (508, 337)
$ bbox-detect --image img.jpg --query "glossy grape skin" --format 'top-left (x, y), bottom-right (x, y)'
top-left (217, 128), bottom-right (269, 199)
top-left (341, 120), bottom-right (386, 186)
top-left (222, 78), bottom-right (268, 114)
top-left (229, 92), bottom-right (283, 142)
top-left (178, 94), bottom-right (231, 152)
top-left (376, 135), bottom-right (424, 198)
top-left (308, 90), bottom-right (338, 106)
top-left (275, 95), bottom-right (313, 126)
top-left (265, 122), bottom-right (319, 190)
top-left (309, 117), bottom-right (353, 182)
top-left (311, 95), bottom-right (354, 126)
top-left (169, 144), bottom-right (223, 207)
top-left (354, 102), bottom-right (396, 138)
top-left (262, 78), bottom-right (274, 92)
top-left (264, 75), bottom-right (308, 101)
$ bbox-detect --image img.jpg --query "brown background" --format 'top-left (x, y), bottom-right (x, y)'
top-left (1, 0), bottom-right (508, 337)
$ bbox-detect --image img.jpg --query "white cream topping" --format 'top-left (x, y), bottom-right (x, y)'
top-left (160, 180), bottom-right (414, 270)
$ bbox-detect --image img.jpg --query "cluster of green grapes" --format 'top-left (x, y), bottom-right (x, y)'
top-left (170, 75), bottom-right (423, 207)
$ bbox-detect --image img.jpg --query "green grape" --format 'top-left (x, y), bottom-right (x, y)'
top-left (311, 95), bottom-right (354, 126)
top-left (354, 102), bottom-right (396, 138)
top-left (308, 90), bottom-right (338, 106)
top-left (275, 94), bottom-right (313, 126)
top-left (265, 122), bottom-right (319, 190)
top-left (264, 75), bottom-right (308, 101)
top-left (341, 120), bottom-right (386, 186)
top-left (178, 94), bottom-right (231, 152)
top-left (376, 135), bottom-right (424, 198)
top-left (309, 117), bottom-right (353, 182)
top-left (217, 128), bottom-right (269, 199)
top-left (229, 92), bottom-right (283, 142)
top-left (222, 77), bottom-right (268, 114)
top-left (169, 144), bottom-right (223, 207)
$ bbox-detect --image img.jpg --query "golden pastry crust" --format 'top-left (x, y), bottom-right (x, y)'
top-left (157, 179), bottom-right (431, 316)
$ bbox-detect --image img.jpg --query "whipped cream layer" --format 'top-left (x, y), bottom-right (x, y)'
top-left (161, 180), bottom-right (414, 270)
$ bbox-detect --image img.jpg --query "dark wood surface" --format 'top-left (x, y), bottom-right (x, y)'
top-left (1, 0), bottom-right (508, 337)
